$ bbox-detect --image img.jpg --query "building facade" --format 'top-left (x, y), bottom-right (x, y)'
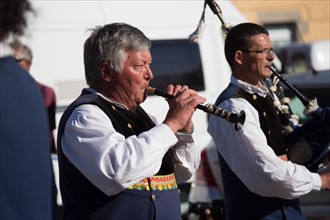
top-left (231, 1), bottom-right (330, 47)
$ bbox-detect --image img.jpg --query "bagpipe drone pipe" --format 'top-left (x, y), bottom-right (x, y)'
top-left (196, 0), bottom-right (330, 173)
top-left (266, 66), bottom-right (330, 172)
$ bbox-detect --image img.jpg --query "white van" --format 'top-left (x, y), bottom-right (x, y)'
top-left (19, 0), bottom-right (247, 213)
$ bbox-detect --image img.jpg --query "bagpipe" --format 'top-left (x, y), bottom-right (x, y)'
top-left (191, 0), bottom-right (330, 172)
top-left (266, 66), bottom-right (330, 172)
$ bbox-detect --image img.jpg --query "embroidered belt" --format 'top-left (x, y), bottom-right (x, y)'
top-left (128, 173), bottom-right (177, 191)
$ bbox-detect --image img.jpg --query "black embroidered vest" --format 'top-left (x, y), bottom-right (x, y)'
top-left (214, 83), bottom-right (302, 220)
top-left (57, 89), bottom-right (176, 219)
top-left (216, 83), bottom-right (286, 155)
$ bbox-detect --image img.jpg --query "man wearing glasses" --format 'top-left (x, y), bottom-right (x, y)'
top-left (10, 40), bottom-right (57, 154)
top-left (207, 22), bottom-right (330, 219)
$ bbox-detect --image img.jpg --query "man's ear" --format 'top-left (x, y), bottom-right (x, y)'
top-left (235, 50), bottom-right (244, 65)
top-left (99, 61), bottom-right (112, 81)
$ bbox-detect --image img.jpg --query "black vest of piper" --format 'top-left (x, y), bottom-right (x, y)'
top-left (214, 83), bottom-right (303, 220)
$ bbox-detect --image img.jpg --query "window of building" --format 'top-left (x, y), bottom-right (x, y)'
top-left (265, 23), bottom-right (298, 48)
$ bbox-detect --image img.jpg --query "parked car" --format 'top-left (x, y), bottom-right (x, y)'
top-left (282, 69), bottom-right (330, 123)
top-left (187, 70), bottom-right (330, 220)
top-left (274, 40), bottom-right (330, 74)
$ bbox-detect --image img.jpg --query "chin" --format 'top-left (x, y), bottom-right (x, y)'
top-left (264, 70), bottom-right (272, 77)
top-left (136, 96), bottom-right (146, 106)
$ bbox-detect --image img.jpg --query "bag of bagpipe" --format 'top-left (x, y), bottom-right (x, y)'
top-left (285, 107), bottom-right (330, 172)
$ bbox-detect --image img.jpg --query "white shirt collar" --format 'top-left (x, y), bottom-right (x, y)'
top-left (85, 87), bottom-right (129, 110)
top-left (230, 75), bottom-right (269, 98)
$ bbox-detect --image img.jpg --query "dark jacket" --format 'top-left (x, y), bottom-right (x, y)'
top-left (0, 56), bottom-right (53, 220)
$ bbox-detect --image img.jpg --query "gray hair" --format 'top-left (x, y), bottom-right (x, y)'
top-left (83, 23), bottom-right (151, 86)
top-left (10, 39), bottom-right (33, 61)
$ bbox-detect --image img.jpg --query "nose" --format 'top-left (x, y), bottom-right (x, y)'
top-left (267, 51), bottom-right (275, 60)
top-left (146, 66), bottom-right (153, 80)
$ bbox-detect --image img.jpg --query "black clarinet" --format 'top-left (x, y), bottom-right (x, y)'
top-left (147, 87), bottom-right (246, 131)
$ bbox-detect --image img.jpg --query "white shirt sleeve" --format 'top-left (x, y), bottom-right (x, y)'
top-left (61, 104), bottom-right (179, 196)
top-left (147, 113), bottom-right (201, 183)
top-left (208, 97), bottom-right (322, 200)
top-left (172, 132), bottom-right (201, 183)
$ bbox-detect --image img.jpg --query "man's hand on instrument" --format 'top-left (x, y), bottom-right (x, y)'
top-left (163, 84), bottom-right (206, 133)
top-left (304, 97), bottom-right (319, 115)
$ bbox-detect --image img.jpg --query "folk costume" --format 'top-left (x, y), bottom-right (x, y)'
top-left (208, 76), bottom-right (321, 220)
top-left (58, 88), bottom-right (200, 220)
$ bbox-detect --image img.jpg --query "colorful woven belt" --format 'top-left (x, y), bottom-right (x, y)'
top-left (128, 173), bottom-right (177, 191)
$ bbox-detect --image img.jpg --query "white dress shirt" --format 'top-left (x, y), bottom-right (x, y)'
top-left (61, 88), bottom-right (200, 196)
top-left (208, 76), bottom-right (321, 200)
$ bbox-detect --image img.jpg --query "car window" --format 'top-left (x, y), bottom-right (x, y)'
top-left (149, 39), bottom-right (205, 92)
top-left (292, 52), bottom-right (308, 73)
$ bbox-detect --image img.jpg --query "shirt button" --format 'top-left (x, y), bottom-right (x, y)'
top-left (151, 195), bottom-right (156, 200)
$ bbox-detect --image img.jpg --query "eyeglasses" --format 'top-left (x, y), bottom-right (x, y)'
top-left (242, 48), bottom-right (274, 57)
top-left (14, 58), bottom-right (27, 63)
